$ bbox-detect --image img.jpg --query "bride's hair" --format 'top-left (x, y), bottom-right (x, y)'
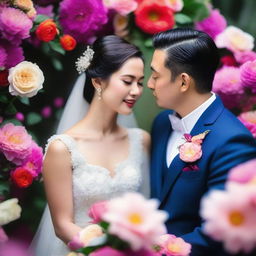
top-left (83, 35), bottom-right (144, 103)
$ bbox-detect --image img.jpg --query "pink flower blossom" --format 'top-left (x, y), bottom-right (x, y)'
top-left (35, 4), bottom-right (54, 18)
top-left (0, 123), bottom-right (33, 165)
top-left (104, 0), bottom-right (138, 16)
top-left (200, 184), bottom-right (256, 254)
top-left (0, 46), bottom-right (7, 67)
top-left (22, 142), bottom-right (43, 177)
top-left (238, 111), bottom-right (256, 138)
top-left (195, 9), bottom-right (227, 39)
top-left (90, 246), bottom-right (126, 256)
top-left (41, 106), bottom-right (52, 118)
top-left (235, 50), bottom-right (256, 64)
top-left (59, 0), bottom-right (108, 43)
top-left (88, 201), bottom-right (108, 224)
top-left (164, 0), bottom-right (184, 12)
top-left (156, 234), bottom-right (191, 256)
top-left (103, 192), bottom-right (167, 251)
top-left (53, 97), bottom-right (64, 108)
top-left (179, 142), bottom-right (202, 163)
top-left (215, 26), bottom-right (254, 53)
top-left (228, 159), bottom-right (256, 185)
top-left (0, 227), bottom-right (8, 243)
top-left (15, 112), bottom-right (24, 122)
top-left (0, 240), bottom-right (32, 256)
top-left (0, 7), bottom-right (32, 43)
top-left (212, 66), bottom-right (244, 109)
top-left (240, 60), bottom-right (256, 92)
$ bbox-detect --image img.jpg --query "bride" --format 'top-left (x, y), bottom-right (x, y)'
top-left (30, 35), bottom-right (150, 256)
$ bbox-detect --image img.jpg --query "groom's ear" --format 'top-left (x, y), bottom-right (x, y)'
top-left (180, 73), bottom-right (192, 93)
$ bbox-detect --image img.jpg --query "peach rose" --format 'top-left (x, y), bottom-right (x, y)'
top-left (8, 61), bottom-right (44, 98)
top-left (179, 142), bottom-right (202, 162)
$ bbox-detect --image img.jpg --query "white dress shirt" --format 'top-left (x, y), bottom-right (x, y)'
top-left (166, 93), bottom-right (216, 167)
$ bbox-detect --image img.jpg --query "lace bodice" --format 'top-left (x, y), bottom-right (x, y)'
top-left (37, 128), bottom-right (148, 256)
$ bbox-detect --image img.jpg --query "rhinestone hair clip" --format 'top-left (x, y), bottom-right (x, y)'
top-left (75, 46), bottom-right (94, 74)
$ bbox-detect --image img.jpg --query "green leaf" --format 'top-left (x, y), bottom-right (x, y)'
top-left (0, 182), bottom-right (10, 195)
top-left (175, 13), bottom-right (193, 24)
top-left (34, 14), bottom-right (51, 24)
top-left (49, 41), bottom-right (65, 55)
top-left (0, 95), bottom-right (8, 103)
top-left (5, 103), bottom-right (17, 115)
top-left (144, 38), bottom-right (153, 48)
top-left (19, 97), bottom-right (30, 105)
top-left (2, 118), bottom-right (22, 126)
top-left (182, 0), bottom-right (209, 21)
top-left (26, 112), bottom-right (42, 126)
top-left (51, 58), bottom-right (63, 71)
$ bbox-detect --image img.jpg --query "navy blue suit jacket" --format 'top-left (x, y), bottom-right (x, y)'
top-left (150, 96), bottom-right (256, 255)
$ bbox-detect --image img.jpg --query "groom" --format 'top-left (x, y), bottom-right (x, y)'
top-left (148, 28), bottom-right (256, 255)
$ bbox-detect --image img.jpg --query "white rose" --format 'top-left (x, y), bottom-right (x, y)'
top-left (0, 198), bottom-right (22, 226)
top-left (8, 61), bottom-right (44, 98)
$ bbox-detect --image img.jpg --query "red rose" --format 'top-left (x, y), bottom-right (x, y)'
top-left (221, 55), bottom-right (238, 67)
top-left (135, 0), bottom-right (175, 34)
top-left (0, 69), bottom-right (9, 87)
top-left (36, 19), bottom-right (58, 42)
top-left (60, 34), bottom-right (77, 51)
top-left (11, 167), bottom-right (33, 188)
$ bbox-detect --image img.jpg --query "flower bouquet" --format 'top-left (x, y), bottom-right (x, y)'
top-left (68, 192), bottom-right (191, 256)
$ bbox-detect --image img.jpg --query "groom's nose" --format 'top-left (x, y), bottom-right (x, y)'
top-left (147, 76), bottom-right (154, 90)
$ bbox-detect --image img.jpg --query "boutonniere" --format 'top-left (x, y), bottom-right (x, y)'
top-left (179, 130), bottom-right (210, 171)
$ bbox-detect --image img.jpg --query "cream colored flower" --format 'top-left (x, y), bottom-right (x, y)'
top-left (0, 198), bottom-right (22, 226)
top-left (8, 61), bottom-right (44, 98)
top-left (79, 224), bottom-right (103, 246)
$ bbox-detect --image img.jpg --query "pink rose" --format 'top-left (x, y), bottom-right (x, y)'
top-left (88, 201), bottom-right (108, 224)
top-left (0, 227), bottom-right (8, 243)
top-left (90, 246), bottom-right (126, 256)
top-left (179, 142), bottom-right (202, 162)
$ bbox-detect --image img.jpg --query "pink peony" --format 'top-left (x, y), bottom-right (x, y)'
top-left (0, 123), bottom-right (33, 165)
top-left (238, 111), bottom-right (256, 138)
top-left (195, 9), bottom-right (227, 39)
top-left (88, 201), bottom-right (108, 224)
top-left (59, 0), bottom-right (108, 43)
top-left (179, 142), bottom-right (202, 163)
top-left (90, 246), bottom-right (126, 256)
top-left (240, 60), bottom-right (256, 92)
top-left (103, 192), bottom-right (167, 251)
top-left (156, 234), bottom-right (191, 256)
top-left (22, 142), bottom-right (43, 177)
top-left (200, 184), bottom-right (256, 254)
top-left (0, 227), bottom-right (8, 243)
top-left (235, 50), bottom-right (256, 64)
top-left (104, 0), bottom-right (138, 16)
top-left (212, 66), bottom-right (244, 109)
top-left (0, 7), bottom-right (32, 43)
top-left (228, 159), bottom-right (256, 185)
top-left (0, 46), bottom-right (7, 67)
top-left (35, 4), bottom-right (54, 18)
top-left (215, 26), bottom-right (254, 53)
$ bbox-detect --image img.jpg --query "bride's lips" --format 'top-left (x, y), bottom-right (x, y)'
top-left (123, 99), bottom-right (136, 108)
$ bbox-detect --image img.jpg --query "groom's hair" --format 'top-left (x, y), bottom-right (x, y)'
top-left (83, 35), bottom-right (143, 103)
top-left (153, 28), bottom-right (220, 93)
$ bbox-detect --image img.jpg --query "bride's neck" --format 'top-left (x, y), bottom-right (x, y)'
top-left (82, 98), bottom-right (118, 135)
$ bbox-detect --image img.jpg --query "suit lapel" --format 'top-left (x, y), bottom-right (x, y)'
top-left (160, 96), bottom-right (224, 205)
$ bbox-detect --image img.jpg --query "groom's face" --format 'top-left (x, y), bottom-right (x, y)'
top-left (148, 49), bottom-right (182, 110)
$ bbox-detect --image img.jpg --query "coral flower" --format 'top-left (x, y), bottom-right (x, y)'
top-left (200, 184), bottom-right (256, 254)
top-left (179, 142), bottom-right (202, 163)
top-left (240, 60), bottom-right (256, 92)
top-left (11, 167), bottom-right (34, 188)
top-left (103, 192), bottom-right (167, 250)
top-left (60, 34), bottom-right (77, 51)
top-left (238, 111), bottom-right (256, 138)
top-left (36, 19), bottom-right (58, 42)
top-left (0, 123), bottom-right (33, 165)
top-left (135, 0), bottom-right (175, 35)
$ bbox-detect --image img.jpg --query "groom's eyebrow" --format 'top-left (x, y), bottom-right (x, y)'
top-left (150, 66), bottom-right (158, 73)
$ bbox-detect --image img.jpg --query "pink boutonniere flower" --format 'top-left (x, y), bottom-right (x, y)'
top-left (179, 130), bottom-right (210, 171)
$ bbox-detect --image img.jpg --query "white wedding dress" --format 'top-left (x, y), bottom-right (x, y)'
top-left (30, 128), bottom-right (150, 256)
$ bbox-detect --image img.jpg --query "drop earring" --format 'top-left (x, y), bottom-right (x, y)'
top-left (96, 87), bottom-right (102, 100)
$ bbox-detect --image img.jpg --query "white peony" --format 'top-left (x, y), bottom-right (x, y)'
top-left (8, 61), bottom-right (44, 98)
top-left (0, 198), bottom-right (22, 226)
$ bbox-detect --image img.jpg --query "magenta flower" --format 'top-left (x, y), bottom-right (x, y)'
top-left (35, 4), bottom-right (54, 18)
top-left (235, 50), bottom-right (256, 64)
top-left (0, 227), bottom-right (8, 243)
top-left (90, 246), bottom-right (126, 256)
top-left (59, 0), bottom-right (108, 43)
top-left (53, 97), bottom-right (64, 108)
top-left (22, 142), bottom-right (43, 178)
top-left (240, 60), bottom-right (256, 92)
top-left (15, 112), bottom-right (24, 122)
top-left (0, 7), bottom-right (32, 43)
top-left (201, 184), bottom-right (256, 254)
top-left (212, 66), bottom-right (244, 109)
top-left (41, 106), bottom-right (52, 118)
top-left (0, 123), bottom-right (33, 165)
top-left (0, 46), bottom-right (7, 68)
top-left (238, 111), bottom-right (256, 138)
top-left (195, 9), bottom-right (227, 39)
top-left (228, 159), bottom-right (256, 185)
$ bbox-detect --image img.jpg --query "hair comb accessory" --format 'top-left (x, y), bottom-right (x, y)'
top-left (75, 46), bottom-right (95, 74)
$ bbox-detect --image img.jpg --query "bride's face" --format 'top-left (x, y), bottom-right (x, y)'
top-left (101, 57), bottom-right (144, 115)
